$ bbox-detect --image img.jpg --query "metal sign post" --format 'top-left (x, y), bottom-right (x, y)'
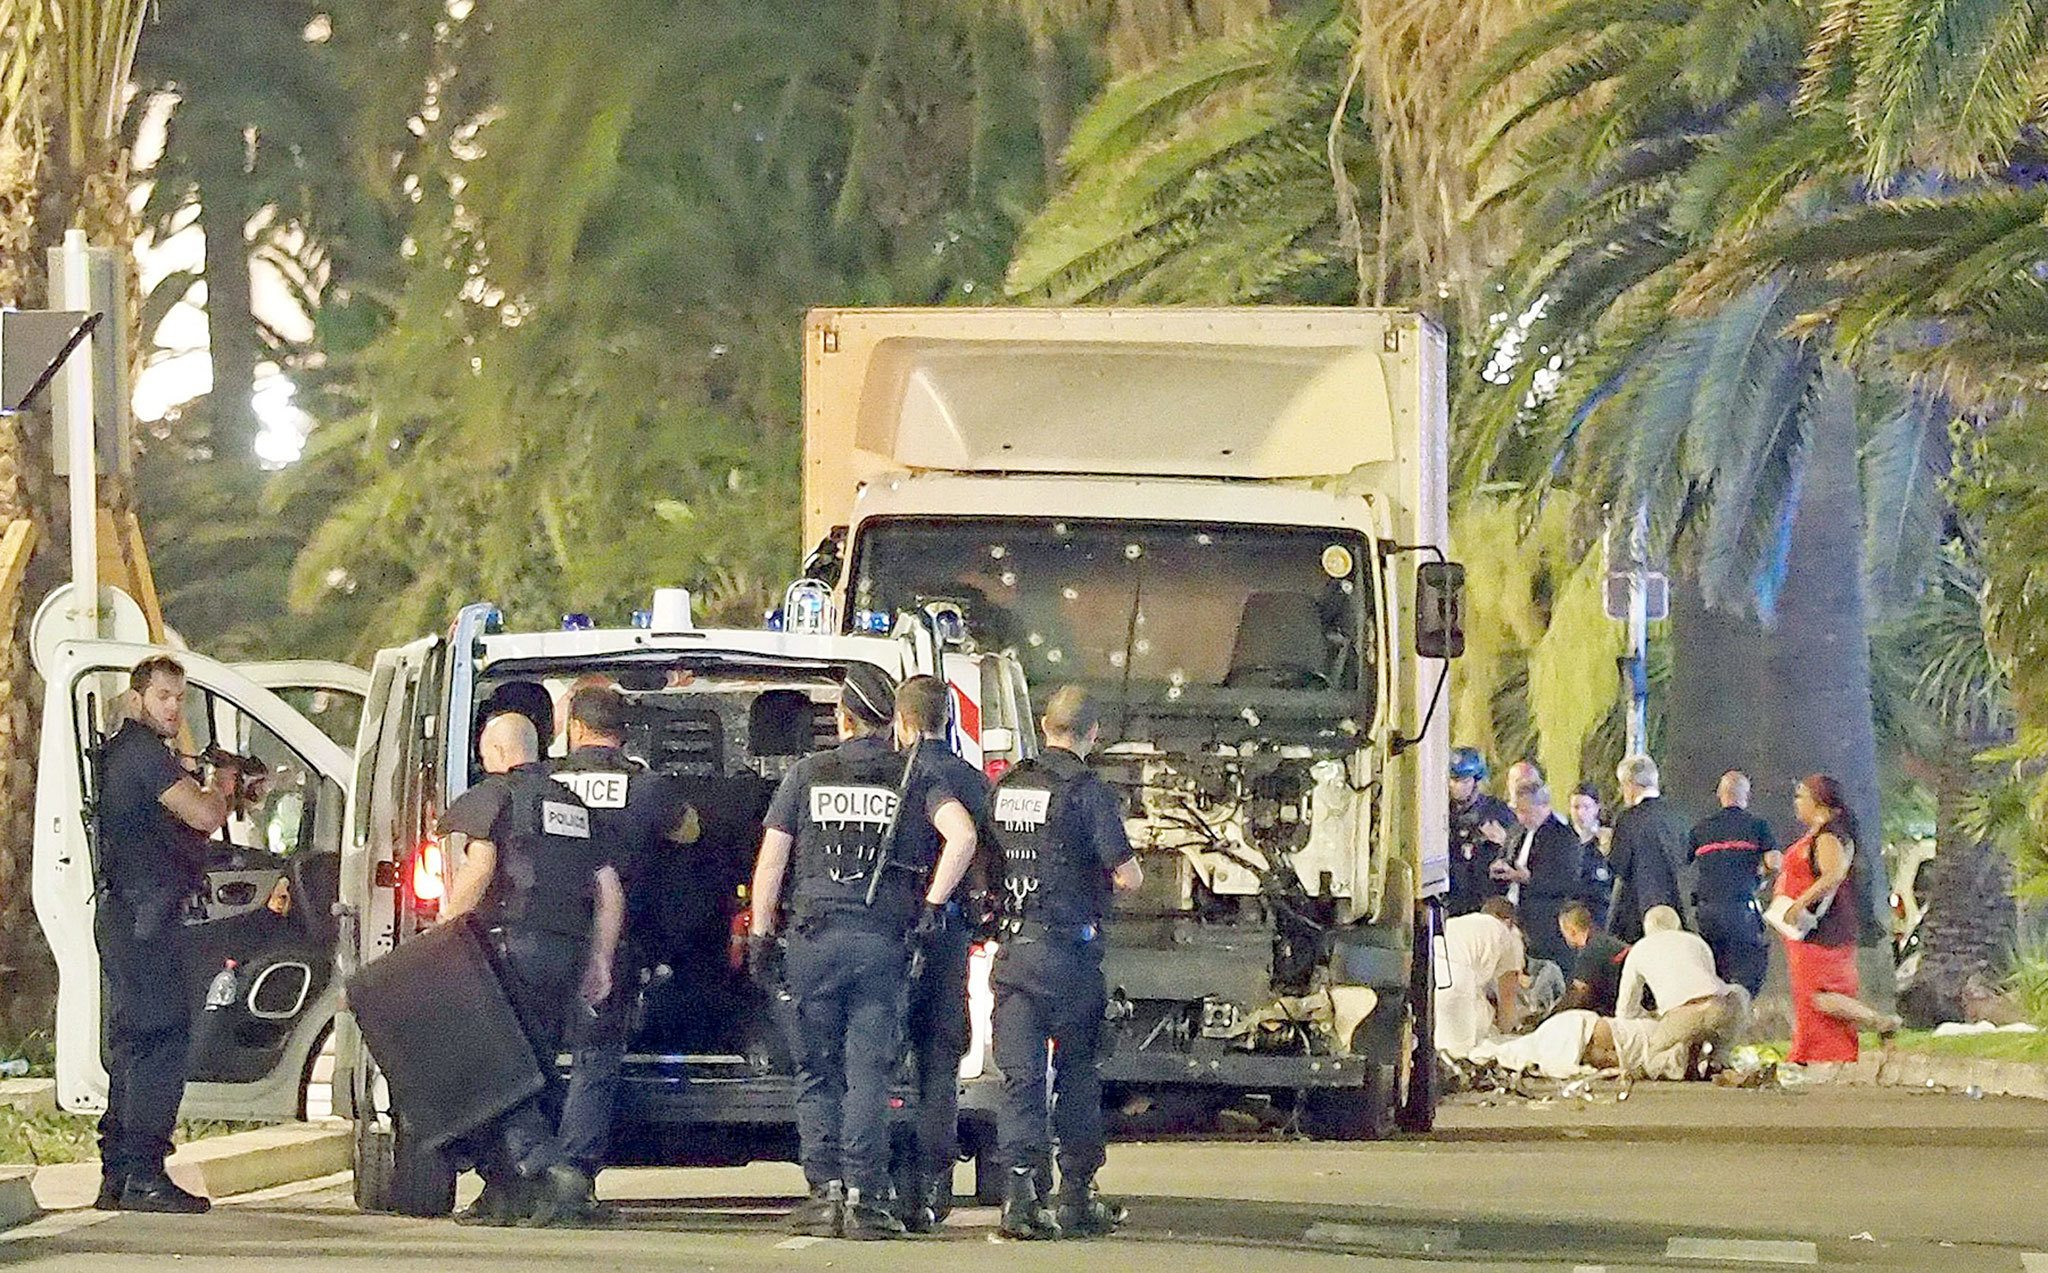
top-left (1603, 503), bottom-right (1667, 757)
top-left (57, 230), bottom-right (99, 640)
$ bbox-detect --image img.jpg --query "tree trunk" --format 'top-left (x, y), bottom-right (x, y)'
top-left (1759, 363), bottom-right (1892, 995)
top-left (194, 120), bottom-right (260, 462)
top-left (1664, 556), bottom-right (1772, 822)
top-left (1900, 746), bottom-right (2017, 1025)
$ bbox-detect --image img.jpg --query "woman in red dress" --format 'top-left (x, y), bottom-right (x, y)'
top-left (1775, 775), bottom-right (1900, 1068)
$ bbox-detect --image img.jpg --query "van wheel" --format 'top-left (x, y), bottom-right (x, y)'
top-left (1301, 1063), bottom-right (1396, 1141)
top-left (352, 1063), bottom-right (455, 1217)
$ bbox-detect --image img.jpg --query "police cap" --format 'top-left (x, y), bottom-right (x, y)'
top-left (840, 664), bottom-right (896, 729)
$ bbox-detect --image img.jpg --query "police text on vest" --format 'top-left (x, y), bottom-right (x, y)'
top-left (555, 771), bottom-right (628, 809)
top-left (810, 785), bottom-right (898, 825)
top-left (542, 801), bottom-right (592, 838)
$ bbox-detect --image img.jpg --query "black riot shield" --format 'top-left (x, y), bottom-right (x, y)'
top-left (345, 916), bottom-right (546, 1150)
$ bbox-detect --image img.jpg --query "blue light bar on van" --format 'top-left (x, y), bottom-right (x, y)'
top-left (783, 580), bottom-right (835, 636)
top-left (562, 613), bottom-right (594, 631)
top-left (852, 609), bottom-right (891, 634)
top-left (630, 610), bottom-right (653, 629)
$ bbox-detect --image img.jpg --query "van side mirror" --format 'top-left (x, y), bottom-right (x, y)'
top-left (1416, 562), bottom-right (1465, 659)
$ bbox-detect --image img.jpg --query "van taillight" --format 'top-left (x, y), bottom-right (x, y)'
top-left (411, 839), bottom-right (446, 913)
top-left (985, 758), bottom-right (1012, 781)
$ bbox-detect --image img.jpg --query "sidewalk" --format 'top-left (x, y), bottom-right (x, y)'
top-left (19, 1120), bottom-right (350, 1218)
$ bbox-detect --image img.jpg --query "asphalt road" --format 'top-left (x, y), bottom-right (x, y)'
top-left (8, 1082), bottom-right (2048, 1271)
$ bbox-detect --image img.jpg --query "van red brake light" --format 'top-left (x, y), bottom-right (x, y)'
top-left (410, 837), bottom-right (446, 914)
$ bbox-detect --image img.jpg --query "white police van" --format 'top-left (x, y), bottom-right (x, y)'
top-left (335, 590), bottom-right (1031, 1215)
top-left (32, 639), bottom-right (368, 1126)
top-left (33, 588), bottom-right (1031, 1216)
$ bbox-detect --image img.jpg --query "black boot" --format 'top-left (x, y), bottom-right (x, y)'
top-left (93, 1171), bottom-right (128, 1212)
top-left (788, 1181), bottom-right (844, 1237)
top-left (523, 1163), bottom-right (595, 1228)
top-left (455, 1178), bottom-right (522, 1227)
top-left (116, 1175), bottom-right (210, 1215)
top-left (1055, 1174), bottom-right (1126, 1238)
top-left (842, 1186), bottom-right (906, 1240)
top-left (897, 1173), bottom-right (936, 1234)
top-left (999, 1166), bottom-right (1061, 1240)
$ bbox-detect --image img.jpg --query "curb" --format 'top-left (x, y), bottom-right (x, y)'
top-left (1847, 1049), bottom-right (2048, 1101)
top-left (0, 1167), bottom-right (38, 1231)
top-left (0, 1080), bottom-right (57, 1117)
top-left (29, 1121), bottom-right (352, 1213)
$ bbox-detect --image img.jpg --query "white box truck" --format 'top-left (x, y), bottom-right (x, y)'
top-left (800, 307), bottom-right (1463, 1137)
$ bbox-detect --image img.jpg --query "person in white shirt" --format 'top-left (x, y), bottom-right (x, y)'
top-left (1435, 898), bottom-right (1526, 1054)
top-left (1615, 906), bottom-right (1749, 1076)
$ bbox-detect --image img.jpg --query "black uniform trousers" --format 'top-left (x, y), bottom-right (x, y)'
top-left (471, 928), bottom-right (584, 1183)
top-left (1695, 897), bottom-right (1769, 998)
top-left (787, 918), bottom-right (907, 1197)
top-left (992, 934), bottom-right (1108, 1183)
top-left (559, 949), bottom-right (632, 1176)
top-left (94, 888), bottom-right (191, 1182)
top-left (906, 917), bottom-right (971, 1187)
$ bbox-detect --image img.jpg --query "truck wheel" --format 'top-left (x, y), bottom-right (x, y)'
top-left (1301, 1064), bottom-right (1395, 1141)
top-left (1397, 901), bottom-right (1440, 1134)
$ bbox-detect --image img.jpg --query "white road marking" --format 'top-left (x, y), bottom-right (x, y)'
top-left (1667, 1236), bottom-right (1820, 1265)
top-left (775, 1236), bottom-right (826, 1249)
top-left (2019, 1253), bottom-right (2048, 1272)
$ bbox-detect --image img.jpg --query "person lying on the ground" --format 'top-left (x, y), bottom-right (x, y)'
top-left (1462, 1007), bottom-right (1693, 1081)
top-left (1616, 906), bottom-right (1750, 1075)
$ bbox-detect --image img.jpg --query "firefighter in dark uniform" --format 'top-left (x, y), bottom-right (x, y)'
top-left (748, 666), bottom-right (978, 1241)
top-left (440, 712), bottom-right (624, 1227)
top-left (548, 683), bottom-right (700, 1220)
top-left (988, 686), bottom-right (1144, 1241)
top-left (1685, 770), bottom-right (1775, 997)
top-left (92, 656), bottom-right (248, 1214)
top-left (890, 675), bottom-right (993, 1233)
top-left (1448, 746), bottom-right (1514, 917)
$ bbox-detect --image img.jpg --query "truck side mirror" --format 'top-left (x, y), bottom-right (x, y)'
top-left (1416, 562), bottom-right (1465, 659)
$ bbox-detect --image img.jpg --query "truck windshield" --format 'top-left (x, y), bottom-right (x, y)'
top-left (850, 517), bottom-right (1374, 733)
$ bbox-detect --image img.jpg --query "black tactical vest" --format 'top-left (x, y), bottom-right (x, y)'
top-left (483, 766), bottom-right (604, 941)
top-left (548, 747), bottom-right (666, 889)
top-left (790, 739), bottom-right (917, 930)
top-left (990, 757), bottom-right (1102, 929)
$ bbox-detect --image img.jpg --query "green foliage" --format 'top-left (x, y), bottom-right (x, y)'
top-left (1006, 2), bottom-right (1363, 304)
top-left (268, 0), bottom-right (1068, 655)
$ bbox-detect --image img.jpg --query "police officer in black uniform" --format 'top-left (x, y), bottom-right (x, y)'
top-left (93, 655), bottom-right (248, 1214)
top-left (1448, 746), bottom-right (1514, 917)
top-left (890, 675), bottom-right (992, 1233)
top-left (988, 686), bottom-right (1143, 1241)
top-left (440, 712), bottom-right (624, 1227)
top-left (548, 683), bottom-right (699, 1220)
top-left (748, 666), bottom-right (978, 1241)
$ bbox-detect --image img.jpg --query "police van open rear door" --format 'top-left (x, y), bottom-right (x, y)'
top-left (33, 640), bottom-right (354, 1123)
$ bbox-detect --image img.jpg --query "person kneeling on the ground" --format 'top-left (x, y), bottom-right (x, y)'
top-left (1553, 901), bottom-right (1630, 1018)
top-left (1615, 906), bottom-right (1749, 1078)
top-left (1436, 898), bottom-right (1526, 1054)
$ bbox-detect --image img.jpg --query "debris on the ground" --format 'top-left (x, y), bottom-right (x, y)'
top-left (1850, 1231), bottom-right (1876, 1241)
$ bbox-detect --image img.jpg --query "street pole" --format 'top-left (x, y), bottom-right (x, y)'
top-left (1625, 501), bottom-right (1648, 757)
top-left (58, 229), bottom-right (99, 641)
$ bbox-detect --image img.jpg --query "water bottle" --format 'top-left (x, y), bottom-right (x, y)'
top-left (204, 959), bottom-right (240, 1011)
top-left (0, 1059), bottom-right (29, 1078)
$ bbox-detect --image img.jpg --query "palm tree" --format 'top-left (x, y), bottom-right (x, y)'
top-left (0, 0), bottom-right (154, 1033)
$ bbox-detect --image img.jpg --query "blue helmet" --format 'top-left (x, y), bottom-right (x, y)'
top-left (1449, 747), bottom-right (1488, 781)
